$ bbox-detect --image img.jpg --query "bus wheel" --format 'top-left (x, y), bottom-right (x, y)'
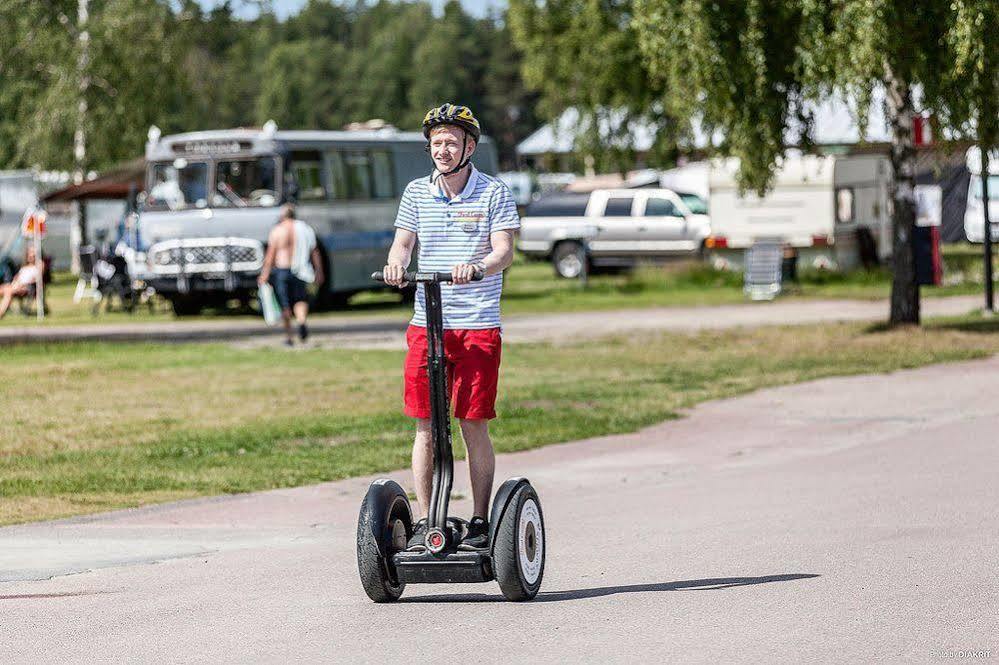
top-left (171, 297), bottom-right (203, 317)
top-left (326, 291), bottom-right (351, 310)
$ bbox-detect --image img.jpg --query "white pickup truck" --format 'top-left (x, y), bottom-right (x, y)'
top-left (517, 188), bottom-right (711, 277)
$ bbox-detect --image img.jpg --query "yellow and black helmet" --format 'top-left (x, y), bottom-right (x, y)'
top-left (422, 103), bottom-right (481, 142)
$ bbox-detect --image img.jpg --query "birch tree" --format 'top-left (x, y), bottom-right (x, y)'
top-left (632, 0), bottom-right (998, 325)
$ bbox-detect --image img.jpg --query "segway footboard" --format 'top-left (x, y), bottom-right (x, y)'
top-left (392, 550), bottom-right (493, 584)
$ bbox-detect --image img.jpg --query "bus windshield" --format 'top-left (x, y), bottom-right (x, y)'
top-left (147, 160), bottom-right (209, 210)
top-left (213, 157), bottom-right (279, 208)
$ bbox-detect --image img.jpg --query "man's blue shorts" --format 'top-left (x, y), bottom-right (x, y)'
top-left (271, 268), bottom-right (308, 309)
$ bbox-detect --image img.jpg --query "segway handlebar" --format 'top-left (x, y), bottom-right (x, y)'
top-left (372, 270), bottom-right (484, 283)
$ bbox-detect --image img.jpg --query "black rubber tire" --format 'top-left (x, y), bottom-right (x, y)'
top-left (552, 241), bottom-right (586, 279)
top-left (170, 297), bottom-right (203, 316)
top-left (356, 484), bottom-right (411, 603)
top-left (493, 484), bottom-right (545, 601)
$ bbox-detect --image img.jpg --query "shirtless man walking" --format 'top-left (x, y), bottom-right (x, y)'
top-left (258, 203), bottom-right (324, 345)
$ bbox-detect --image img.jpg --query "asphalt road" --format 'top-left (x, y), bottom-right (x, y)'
top-left (2, 356), bottom-right (997, 663)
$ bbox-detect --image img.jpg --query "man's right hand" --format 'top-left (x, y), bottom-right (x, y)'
top-left (382, 264), bottom-right (407, 287)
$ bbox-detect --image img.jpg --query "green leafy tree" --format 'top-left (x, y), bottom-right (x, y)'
top-left (407, 2), bottom-right (483, 121)
top-left (479, 19), bottom-right (539, 169)
top-left (341, 2), bottom-right (434, 128)
top-left (632, 1), bottom-right (807, 191)
top-left (0, 0), bottom-right (75, 169)
top-left (256, 39), bottom-right (347, 128)
top-left (633, 0), bottom-right (997, 325)
top-left (508, 0), bottom-right (671, 173)
top-left (0, 0), bottom-right (536, 172)
top-left (938, 0), bottom-right (999, 191)
top-left (1, 0), bottom-right (189, 172)
top-left (284, 0), bottom-right (353, 43)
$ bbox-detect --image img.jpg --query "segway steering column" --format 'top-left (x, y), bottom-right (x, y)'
top-left (372, 270), bottom-right (482, 550)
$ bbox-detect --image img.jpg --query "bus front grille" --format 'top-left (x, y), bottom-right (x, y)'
top-left (149, 237), bottom-right (264, 276)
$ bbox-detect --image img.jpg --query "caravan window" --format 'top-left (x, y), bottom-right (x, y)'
top-left (971, 175), bottom-right (999, 200)
top-left (836, 187), bottom-right (854, 224)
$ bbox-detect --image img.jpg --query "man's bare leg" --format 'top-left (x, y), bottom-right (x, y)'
top-left (412, 418), bottom-right (433, 518)
top-left (292, 301), bottom-right (308, 325)
top-left (0, 285), bottom-right (15, 319)
top-left (458, 418), bottom-right (495, 519)
top-left (292, 301), bottom-right (309, 341)
top-left (281, 308), bottom-right (293, 344)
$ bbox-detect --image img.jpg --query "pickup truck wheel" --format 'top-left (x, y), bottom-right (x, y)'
top-left (553, 241), bottom-right (587, 279)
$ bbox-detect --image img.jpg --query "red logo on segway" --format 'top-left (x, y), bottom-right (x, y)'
top-left (426, 528), bottom-right (446, 553)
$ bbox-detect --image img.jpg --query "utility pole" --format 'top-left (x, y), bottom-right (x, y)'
top-left (984, 147), bottom-right (994, 313)
top-left (73, 0), bottom-right (89, 186)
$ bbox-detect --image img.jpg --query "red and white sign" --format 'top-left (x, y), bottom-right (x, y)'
top-left (21, 209), bottom-right (47, 238)
top-left (913, 114), bottom-right (933, 147)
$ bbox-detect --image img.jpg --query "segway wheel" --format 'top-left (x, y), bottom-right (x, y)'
top-left (493, 484), bottom-right (545, 601)
top-left (356, 480), bottom-right (412, 603)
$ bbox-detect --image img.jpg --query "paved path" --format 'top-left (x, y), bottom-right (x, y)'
top-left (2, 356), bottom-right (997, 663)
top-left (0, 295), bottom-right (983, 349)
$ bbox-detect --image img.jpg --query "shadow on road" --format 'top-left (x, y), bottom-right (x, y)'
top-left (400, 573), bottom-right (820, 603)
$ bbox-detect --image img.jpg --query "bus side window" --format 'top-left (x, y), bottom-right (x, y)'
top-left (291, 150), bottom-right (326, 201)
top-left (343, 150), bottom-right (372, 200)
top-left (325, 151), bottom-right (349, 200)
top-left (371, 150), bottom-right (394, 199)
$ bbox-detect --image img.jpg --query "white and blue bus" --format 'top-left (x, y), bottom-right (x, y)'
top-left (140, 122), bottom-right (499, 314)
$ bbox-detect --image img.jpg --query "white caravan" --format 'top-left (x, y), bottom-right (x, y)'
top-left (707, 154), bottom-right (891, 271)
top-left (963, 146), bottom-right (999, 243)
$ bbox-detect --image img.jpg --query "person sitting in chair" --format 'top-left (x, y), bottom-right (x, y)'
top-left (0, 245), bottom-right (44, 319)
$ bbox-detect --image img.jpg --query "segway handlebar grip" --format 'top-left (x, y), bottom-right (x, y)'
top-left (371, 270), bottom-right (485, 283)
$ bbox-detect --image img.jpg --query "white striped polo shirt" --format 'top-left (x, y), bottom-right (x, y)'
top-left (395, 165), bottom-right (521, 329)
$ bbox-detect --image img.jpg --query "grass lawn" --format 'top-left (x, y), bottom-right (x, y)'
top-left (1, 252), bottom-right (986, 329)
top-left (2, 314), bottom-right (998, 525)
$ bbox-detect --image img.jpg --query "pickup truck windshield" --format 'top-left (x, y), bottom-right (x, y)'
top-left (678, 192), bottom-right (708, 215)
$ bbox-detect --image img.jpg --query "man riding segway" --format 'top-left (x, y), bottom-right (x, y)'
top-left (359, 104), bottom-right (542, 602)
top-left (381, 103), bottom-right (521, 550)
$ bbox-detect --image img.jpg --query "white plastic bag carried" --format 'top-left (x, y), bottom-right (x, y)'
top-left (258, 282), bottom-right (281, 326)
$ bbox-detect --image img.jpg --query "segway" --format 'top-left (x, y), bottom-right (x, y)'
top-left (356, 270), bottom-right (545, 602)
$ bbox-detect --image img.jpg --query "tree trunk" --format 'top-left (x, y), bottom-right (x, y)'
top-left (884, 68), bottom-right (920, 325)
top-left (73, 0), bottom-right (90, 185)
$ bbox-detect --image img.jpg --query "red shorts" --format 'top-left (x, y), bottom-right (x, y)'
top-left (404, 325), bottom-right (502, 420)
